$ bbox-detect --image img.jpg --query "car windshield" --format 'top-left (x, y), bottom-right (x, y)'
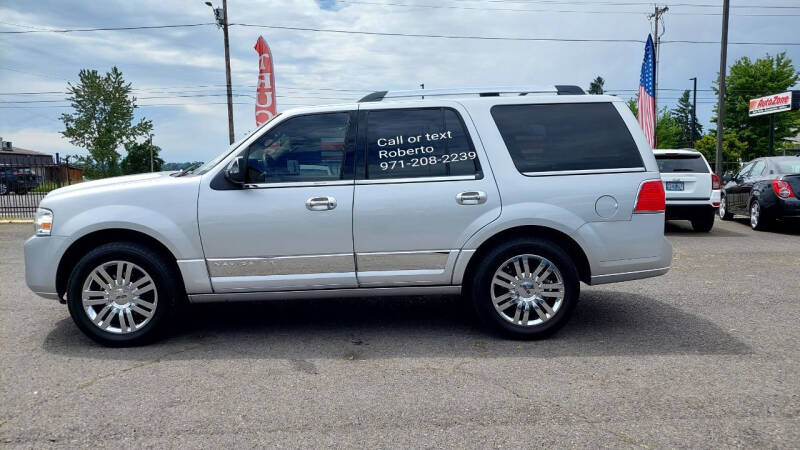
top-left (772, 158), bottom-right (800, 175)
top-left (655, 154), bottom-right (709, 173)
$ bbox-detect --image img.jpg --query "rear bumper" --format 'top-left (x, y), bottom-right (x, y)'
top-left (575, 213), bottom-right (673, 285)
top-left (665, 203), bottom-right (715, 220)
top-left (767, 196), bottom-right (800, 218)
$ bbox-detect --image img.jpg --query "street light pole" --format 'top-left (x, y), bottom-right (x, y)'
top-left (206, 1), bottom-right (235, 144)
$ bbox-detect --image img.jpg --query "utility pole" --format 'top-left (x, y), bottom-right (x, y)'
top-left (148, 133), bottom-right (154, 172)
top-left (649, 4), bottom-right (669, 138)
top-left (714, 0), bottom-right (730, 176)
top-left (206, 1), bottom-right (235, 144)
top-left (690, 77), bottom-right (697, 147)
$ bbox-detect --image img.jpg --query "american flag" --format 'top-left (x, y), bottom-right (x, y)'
top-left (638, 34), bottom-right (656, 148)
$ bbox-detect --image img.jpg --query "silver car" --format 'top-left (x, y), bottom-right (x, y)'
top-left (25, 85), bottom-right (672, 346)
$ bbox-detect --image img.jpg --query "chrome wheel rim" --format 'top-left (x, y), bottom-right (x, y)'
top-left (0, 183), bottom-right (7, 195)
top-left (490, 254), bottom-right (565, 327)
top-left (81, 260), bottom-right (158, 334)
top-left (750, 202), bottom-right (759, 228)
top-left (719, 197), bottom-right (726, 218)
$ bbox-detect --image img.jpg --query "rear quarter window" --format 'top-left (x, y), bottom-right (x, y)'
top-left (655, 155), bottom-right (710, 173)
top-left (490, 102), bottom-right (643, 174)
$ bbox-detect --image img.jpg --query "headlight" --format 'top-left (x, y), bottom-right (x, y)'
top-left (34, 208), bottom-right (53, 236)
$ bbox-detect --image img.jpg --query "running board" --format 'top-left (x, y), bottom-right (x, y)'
top-left (188, 285), bottom-right (461, 303)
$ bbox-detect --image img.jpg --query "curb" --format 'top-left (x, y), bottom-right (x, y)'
top-left (0, 219), bottom-right (34, 224)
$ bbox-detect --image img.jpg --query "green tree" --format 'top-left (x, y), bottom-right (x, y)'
top-left (60, 67), bottom-right (153, 178)
top-left (121, 141), bottom-right (164, 174)
top-left (588, 76), bottom-right (605, 94)
top-left (656, 109), bottom-right (683, 149)
top-left (711, 52), bottom-right (800, 160)
top-left (694, 133), bottom-right (745, 166)
top-left (626, 97), bottom-right (638, 117)
top-left (626, 98), bottom-right (683, 148)
top-left (672, 90), bottom-right (703, 147)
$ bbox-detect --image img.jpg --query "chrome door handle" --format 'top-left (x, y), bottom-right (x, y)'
top-left (456, 191), bottom-right (487, 205)
top-left (306, 196), bottom-right (337, 211)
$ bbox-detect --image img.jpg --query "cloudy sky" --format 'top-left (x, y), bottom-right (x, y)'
top-left (1, 0), bottom-right (798, 163)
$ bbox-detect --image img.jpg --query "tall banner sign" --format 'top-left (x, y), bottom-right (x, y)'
top-left (254, 36), bottom-right (277, 126)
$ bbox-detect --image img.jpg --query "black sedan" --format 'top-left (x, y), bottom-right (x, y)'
top-left (719, 156), bottom-right (800, 230)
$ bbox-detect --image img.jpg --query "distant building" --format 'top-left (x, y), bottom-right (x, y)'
top-left (0, 139), bottom-right (54, 166)
top-left (0, 138), bottom-right (82, 183)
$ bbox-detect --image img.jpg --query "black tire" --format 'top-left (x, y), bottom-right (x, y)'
top-left (718, 194), bottom-right (733, 220)
top-left (66, 241), bottom-right (179, 346)
top-left (690, 209), bottom-right (715, 232)
top-left (749, 199), bottom-right (771, 231)
top-left (469, 238), bottom-right (579, 339)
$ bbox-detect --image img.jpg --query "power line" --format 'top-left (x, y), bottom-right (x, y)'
top-left (234, 23), bottom-right (800, 46)
top-left (0, 23), bottom-right (215, 34)
top-left (338, 0), bottom-right (800, 16)
top-left (2, 21), bottom-right (798, 45)
top-left (481, 0), bottom-right (800, 8)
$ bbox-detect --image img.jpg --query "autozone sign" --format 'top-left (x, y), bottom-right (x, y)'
top-left (749, 92), bottom-right (792, 117)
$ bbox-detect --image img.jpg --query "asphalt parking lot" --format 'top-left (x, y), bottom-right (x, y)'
top-left (1, 218), bottom-right (798, 448)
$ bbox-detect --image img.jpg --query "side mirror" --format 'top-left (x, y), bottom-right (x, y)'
top-left (722, 173), bottom-right (732, 183)
top-left (224, 156), bottom-right (246, 185)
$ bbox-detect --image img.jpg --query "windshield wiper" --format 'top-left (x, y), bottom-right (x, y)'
top-left (172, 162), bottom-right (203, 177)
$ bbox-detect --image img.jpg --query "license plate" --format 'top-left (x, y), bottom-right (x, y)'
top-left (665, 181), bottom-right (684, 191)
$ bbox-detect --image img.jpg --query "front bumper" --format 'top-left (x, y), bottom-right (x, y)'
top-left (24, 235), bottom-right (69, 300)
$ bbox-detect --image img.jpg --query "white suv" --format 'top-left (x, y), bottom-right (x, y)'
top-left (25, 86), bottom-right (673, 346)
top-left (654, 149), bottom-right (721, 232)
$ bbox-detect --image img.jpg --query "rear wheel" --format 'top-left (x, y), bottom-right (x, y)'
top-left (750, 200), bottom-right (770, 231)
top-left (718, 195), bottom-right (733, 220)
top-left (691, 209), bottom-right (715, 232)
top-left (66, 242), bottom-right (178, 346)
top-left (469, 238), bottom-right (579, 339)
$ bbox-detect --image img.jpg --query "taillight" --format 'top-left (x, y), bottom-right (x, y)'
top-left (772, 180), bottom-right (795, 199)
top-left (635, 180), bottom-right (666, 213)
top-left (711, 173), bottom-right (721, 190)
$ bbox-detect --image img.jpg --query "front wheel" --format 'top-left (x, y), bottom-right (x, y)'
top-left (66, 242), bottom-right (178, 346)
top-left (469, 238), bottom-right (579, 339)
top-left (719, 195), bottom-right (733, 220)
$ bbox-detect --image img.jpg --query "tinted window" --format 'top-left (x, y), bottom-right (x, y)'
top-left (491, 103), bottom-right (643, 173)
top-left (366, 108), bottom-right (480, 179)
top-left (246, 113), bottom-right (351, 183)
top-left (773, 158), bottom-right (800, 174)
top-left (655, 154), bottom-right (709, 173)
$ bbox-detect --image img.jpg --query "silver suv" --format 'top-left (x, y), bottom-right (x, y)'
top-left (25, 86), bottom-right (672, 346)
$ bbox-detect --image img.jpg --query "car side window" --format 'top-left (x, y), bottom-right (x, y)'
top-left (364, 108), bottom-right (481, 179)
top-left (490, 102), bottom-right (643, 174)
top-left (245, 112), bottom-right (352, 183)
top-left (750, 160), bottom-right (766, 177)
top-left (736, 162), bottom-right (754, 180)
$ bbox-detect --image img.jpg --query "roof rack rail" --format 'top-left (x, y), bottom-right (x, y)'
top-left (358, 85), bottom-right (585, 102)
